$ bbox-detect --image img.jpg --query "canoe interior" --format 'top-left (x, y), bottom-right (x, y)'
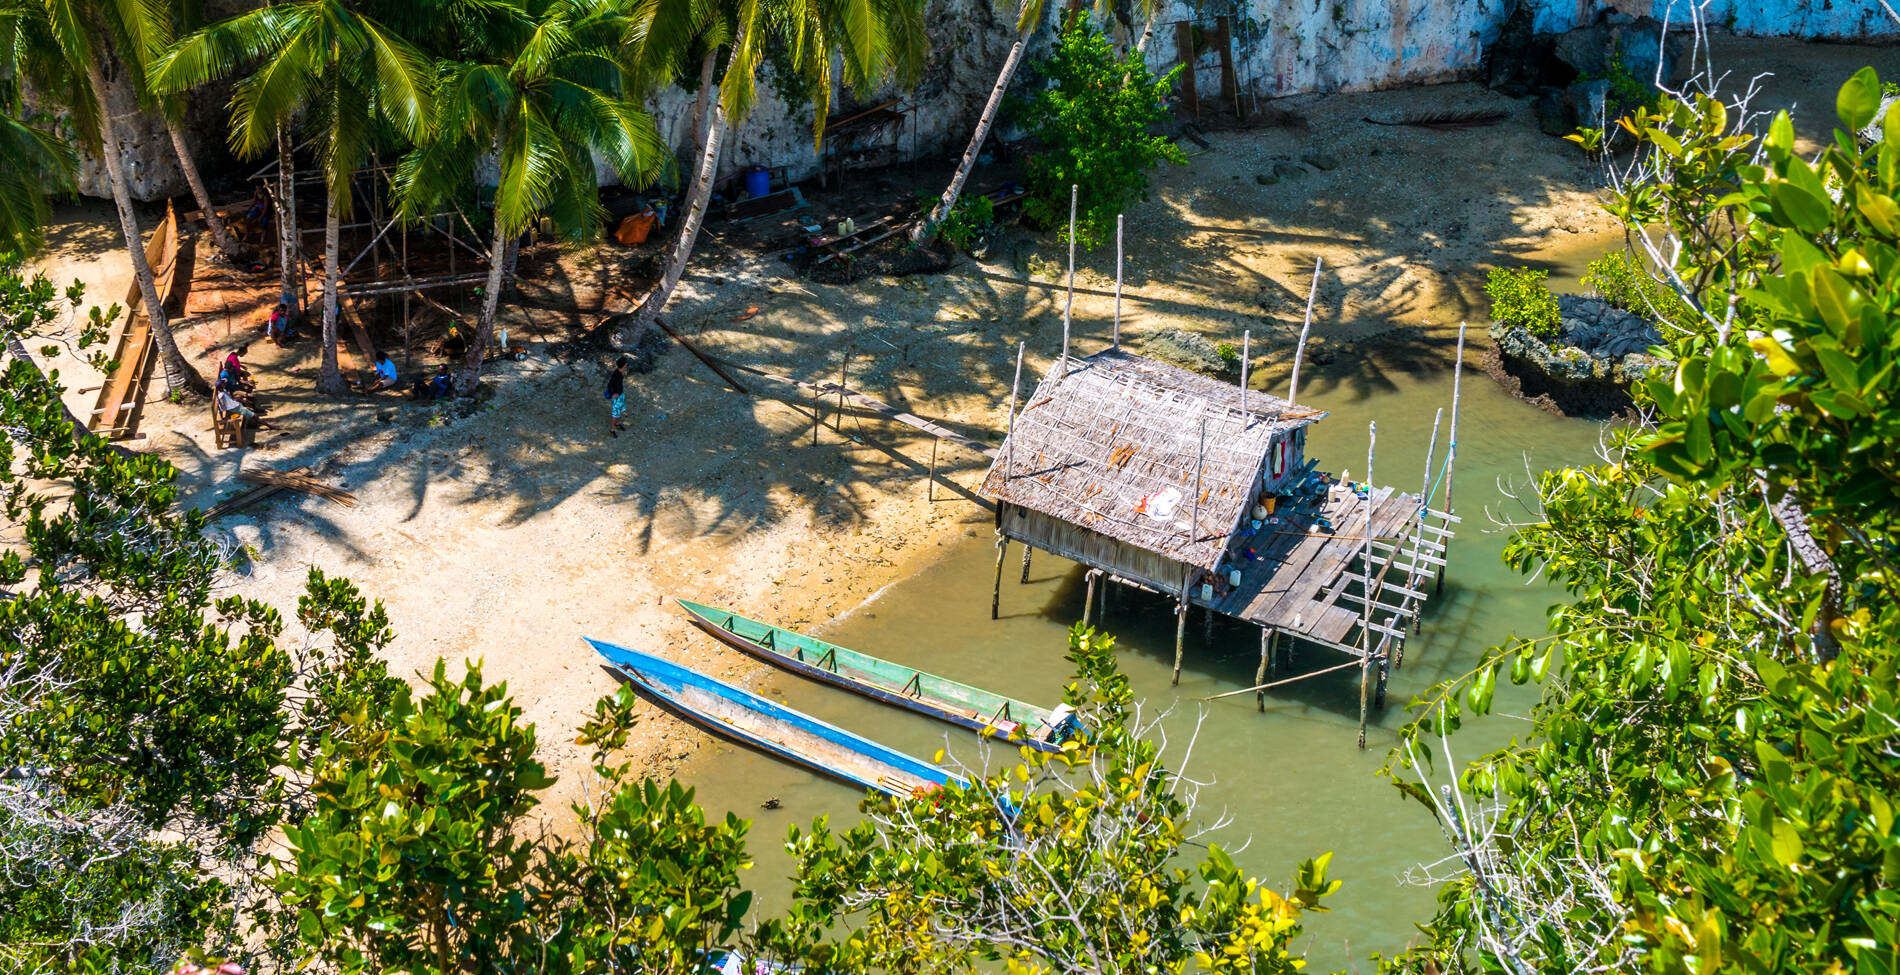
top-left (588, 638), bottom-right (961, 798)
top-left (678, 599), bottom-right (1064, 740)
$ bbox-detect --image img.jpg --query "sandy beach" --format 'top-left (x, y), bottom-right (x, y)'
top-left (25, 35), bottom-right (1881, 816)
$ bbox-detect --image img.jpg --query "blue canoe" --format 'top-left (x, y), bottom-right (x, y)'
top-left (587, 638), bottom-right (968, 799)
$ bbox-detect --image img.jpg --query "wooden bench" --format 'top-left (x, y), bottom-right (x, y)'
top-left (212, 395), bottom-right (248, 449)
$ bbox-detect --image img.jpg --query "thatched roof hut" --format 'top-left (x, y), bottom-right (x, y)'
top-left (980, 349), bottom-right (1326, 590)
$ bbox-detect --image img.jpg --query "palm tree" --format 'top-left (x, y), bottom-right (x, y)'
top-left (0, 110), bottom-right (75, 262)
top-left (616, 0), bottom-right (927, 342)
top-left (3, 0), bottom-right (210, 395)
top-left (398, 0), bottom-right (666, 394)
top-left (155, 0), bottom-right (435, 396)
top-left (911, 0), bottom-right (1047, 245)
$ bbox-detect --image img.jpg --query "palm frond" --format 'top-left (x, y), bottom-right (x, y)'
top-left (0, 114), bottom-right (77, 257)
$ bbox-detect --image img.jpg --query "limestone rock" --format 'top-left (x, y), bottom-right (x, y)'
top-left (1142, 328), bottom-right (1231, 377)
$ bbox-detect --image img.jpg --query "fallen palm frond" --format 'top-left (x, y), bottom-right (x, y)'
top-left (235, 467), bottom-right (357, 507)
top-left (1362, 109), bottom-right (1508, 130)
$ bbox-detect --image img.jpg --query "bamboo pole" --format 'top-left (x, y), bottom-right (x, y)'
top-left (1405, 406), bottom-right (1444, 644)
top-left (837, 340), bottom-right (849, 431)
top-left (1359, 419), bottom-right (1377, 750)
top-left (1205, 655), bottom-right (1363, 701)
top-left (1083, 568), bottom-right (1099, 625)
top-left (1255, 628), bottom-right (1272, 711)
top-left (927, 437), bottom-right (939, 501)
top-left (1004, 342), bottom-right (1024, 481)
top-left (1439, 322), bottom-right (1465, 595)
top-left (1287, 257), bottom-right (1321, 403)
top-left (1240, 329), bottom-right (1250, 422)
top-left (1113, 213), bottom-right (1124, 349)
top-left (991, 533), bottom-right (1008, 620)
top-left (1172, 574), bottom-right (1190, 686)
top-left (1062, 184), bottom-right (1077, 369)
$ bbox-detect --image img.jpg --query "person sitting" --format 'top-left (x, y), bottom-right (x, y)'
top-left (215, 386), bottom-right (277, 438)
top-left (221, 346), bottom-right (255, 389)
top-left (365, 352), bottom-right (398, 392)
top-left (265, 302), bottom-right (296, 345)
top-left (410, 364), bottom-right (454, 402)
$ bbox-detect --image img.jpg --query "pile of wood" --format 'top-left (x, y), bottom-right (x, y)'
top-left (203, 465), bottom-right (357, 520)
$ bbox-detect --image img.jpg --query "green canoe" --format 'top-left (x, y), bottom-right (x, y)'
top-left (676, 599), bottom-right (1078, 752)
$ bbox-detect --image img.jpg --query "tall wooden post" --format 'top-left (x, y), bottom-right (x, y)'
top-left (1439, 323), bottom-right (1465, 595)
top-left (1112, 214), bottom-right (1124, 349)
top-left (1358, 421), bottom-right (1376, 751)
top-left (991, 533), bottom-right (1008, 620)
top-left (1020, 545), bottom-right (1033, 584)
top-left (1406, 406), bottom-right (1444, 644)
top-left (1083, 568), bottom-right (1100, 626)
top-left (1215, 16), bottom-right (1237, 115)
top-left (1240, 329), bottom-right (1250, 421)
top-left (1062, 184), bottom-right (1076, 368)
top-left (1288, 257), bottom-right (1321, 403)
top-left (1172, 576), bottom-right (1190, 686)
top-left (927, 437), bottom-right (939, 501)
top-left (1255, 628), bottom-right (1272, 711)
top-left (1176, 22), bottom-right (1199, 119)
top-left (837, 341), bottom-right (850, 430)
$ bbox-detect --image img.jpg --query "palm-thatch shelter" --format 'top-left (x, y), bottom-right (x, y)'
top-left (980, 348), bottom-right (1459, 739)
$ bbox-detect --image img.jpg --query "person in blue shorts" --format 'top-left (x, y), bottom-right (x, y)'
top-left (605, 355), bottom-right (628, 437)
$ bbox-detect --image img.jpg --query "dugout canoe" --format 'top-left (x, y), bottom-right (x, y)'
top-left (587, 638), bottom-right (966, 799)
top-left (675, 599), bottom-right (1080, 752)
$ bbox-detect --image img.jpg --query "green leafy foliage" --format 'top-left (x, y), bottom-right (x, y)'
top-left (1385, 67), bottom-right (1900, 975)
top-left (936, 193), bottom-right (996, 253)
top-left (0, 271), bottom-right (403, 972)
top-left (1576, 50), bottom-right (1660, 125)
top-left (779, 625), bottom-right (1334, 974)
top-left (1580, 250), bottom-right (1695, 327)
top-left (1019, 19), bottom-right (1185, 248)
top-left (1482, 266), bottom-right (1562, 338)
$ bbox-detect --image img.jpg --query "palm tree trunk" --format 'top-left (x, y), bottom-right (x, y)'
top-left (82, 58), bottom-right (207, 397)
top-left (456, 219), bottom-right (512, 396)
top-left (1134, 17), bottom-right (1156, 56)
top-left (620, 89), bottom-right (728, 346)
top-left (912, 26), bottom-right (1031, 245)
top-left (276, 128), bottom-right (301, 314)
top-left (166, 119), bottom-right (243, 261)
top-left (316, 202), bottom-right (347, 395)
top-left (689, 50), bottom-right (716, 152)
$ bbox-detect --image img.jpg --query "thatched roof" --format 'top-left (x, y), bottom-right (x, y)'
top-left (980, 349), bottom-right (1327, 571)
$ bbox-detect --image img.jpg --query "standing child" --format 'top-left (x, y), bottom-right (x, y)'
top-left (605, 356), bottom-right (627, 437)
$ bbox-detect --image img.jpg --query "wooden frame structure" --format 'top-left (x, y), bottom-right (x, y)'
top-left (978, 287), bottom-right (1465, 747)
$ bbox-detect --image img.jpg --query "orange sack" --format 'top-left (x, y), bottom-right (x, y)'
top-left (614, 211), bottom-right (656, 246)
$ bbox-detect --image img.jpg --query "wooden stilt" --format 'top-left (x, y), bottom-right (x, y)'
top-left (1255, 628), bottom-right (1271, 712)
top-left (1288, 257), bottom-right (1322, 403)
top-left (1240, 329), bottom-right (1251, 421)
top-left (1375, 647), bottom-right (1390, 709)
top-left (1357, 650), bottom-right (1372, 750)
top-left (1112, 214), bottom-right (1124, 349)
top-left (1439, 323), bottom-right (1465, 596)
top-left (836, 341), bottom-right (849, 431)
top-left (1082, 569), bottom-right (1099, 626)
top-left (927, 437), bottom-right (938, 501)
top-left (1405, 406), bottom-right (1445, 645)
top-left (1020, 544), bottom-right (1033, 584)
top-left (1358, 423), bottom-right (1376, 751)
top-left (1097, 577), bottom-right (1109, 625)
top-left (812, 380), bottom-right (821, 445)
top-left (1062, 184), bottom-right (1076, 368)
top-left (1172, 596), bottom-right (1188, 686)
top-left (990, 535), bottom-right (1007, 620)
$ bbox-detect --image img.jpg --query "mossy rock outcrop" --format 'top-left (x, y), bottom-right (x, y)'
top-left (1487, 294), bottom-right (1671, 418)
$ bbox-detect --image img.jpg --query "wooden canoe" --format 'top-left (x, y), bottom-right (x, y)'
top-left (587, 638), bottom-right (966, 799)
top-left (676, 599), bottom-right (1079, 752)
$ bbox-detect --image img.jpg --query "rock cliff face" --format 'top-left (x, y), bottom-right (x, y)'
top-left (58, 0), bottom-right (1898, 201)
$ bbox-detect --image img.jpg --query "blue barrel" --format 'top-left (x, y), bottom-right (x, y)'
top-left (744, 166), bottom-right (771, 200)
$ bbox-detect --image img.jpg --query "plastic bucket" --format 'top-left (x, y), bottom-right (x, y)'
top-left (744, 166), bottom-right (771, 200)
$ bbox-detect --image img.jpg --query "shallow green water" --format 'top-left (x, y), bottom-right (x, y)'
top-left (674, 290), bottom-right (1613, 968)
